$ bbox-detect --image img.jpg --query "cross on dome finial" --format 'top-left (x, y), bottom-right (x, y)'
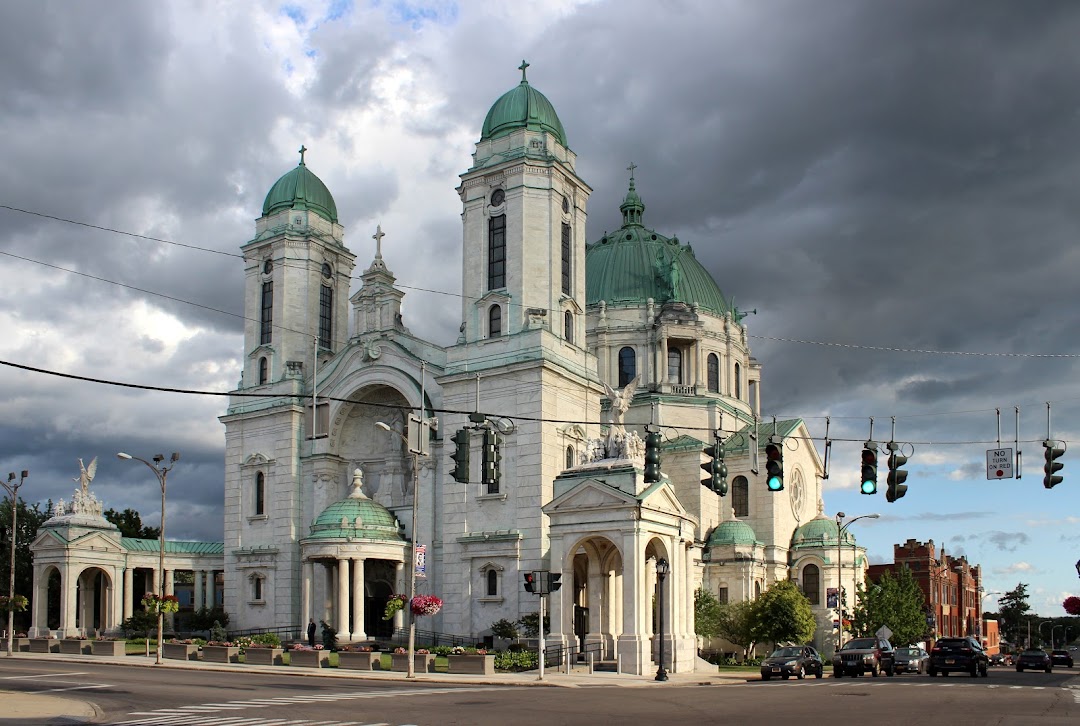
top-left (519, 59), bottom-right (530, 82)
top-left (372, 224), bottom-right (385, 259)
top-left (298, 145), bottom-right (307, 165)
top-left (627, 161), bottom-right (637, 180)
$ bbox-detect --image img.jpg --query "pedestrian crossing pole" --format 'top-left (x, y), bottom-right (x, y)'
top-left (538, 592), bottom-right (546, 681)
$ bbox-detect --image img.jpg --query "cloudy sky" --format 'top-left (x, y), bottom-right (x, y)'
top-left (2, 0), bottom-right (1079, 617)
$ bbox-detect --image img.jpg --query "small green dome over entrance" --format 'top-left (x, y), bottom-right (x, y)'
top-left (791, 515), bottom-right (856, 550)
top-left (707, 519), bottom-right (761, 547)
top-left (308, 470), bottom-right (404, 542)
top-left (480, 61), bottom-right (567, 147)
top-left (262, 146), bottom-right (338, 223)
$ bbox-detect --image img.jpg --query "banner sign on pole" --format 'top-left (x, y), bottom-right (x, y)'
top-left (827, 587), bottom-right (838, 608)
top-left (415, 544), bottom-right (427, 579)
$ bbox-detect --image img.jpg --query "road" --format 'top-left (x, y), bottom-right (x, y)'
top-left (0, 660), bottom-right (1077, 725)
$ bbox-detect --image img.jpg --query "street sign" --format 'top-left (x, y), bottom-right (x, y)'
top-left (827, 587), bottom-right (838, 608)
top-left (986, 448), bottom-right (1013, 480)
top-left (876, 625), bottom-right (892, 641)
top-left (833, 619), bottom-right (840, 630)
top-left (414, 544), bottom-right (427, 579)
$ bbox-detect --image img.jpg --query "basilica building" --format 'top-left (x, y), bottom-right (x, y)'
top-left (29, 66), bottom-right (867, 674)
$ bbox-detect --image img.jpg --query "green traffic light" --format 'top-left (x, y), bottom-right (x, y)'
top-left (767, 475), bottom-right (783, 491)
top-left (861, 479), bottom-right (877, 495)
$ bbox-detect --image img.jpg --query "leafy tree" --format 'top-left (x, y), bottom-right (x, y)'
top-left (850, 566), bottom-right (927, 646)
top-left (120, 611), bottom-right (157, 637)
top-left (1064, 596), bottom-right (1080, 616)
top-left (186, 606), bottom-right (229, 631)
top-left (517, 612), bottom-right (550, 637)
top-left (751, 580), bottom-right (816, 646)
top-left (714, 600), bottom-right (758, 660)
top-left (490, 618), bottom-right (519, 641)
top-left (0, 498), bottom-right (51, 630)
top-left (103, 507), bottom-right (160, 539)
top-left (694, 588), bottom-right (724, 639)
top-left (998, 583), bottom-right (1031, 644)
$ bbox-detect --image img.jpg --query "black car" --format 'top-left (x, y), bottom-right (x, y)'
top-left (760, 645), bottom-right (825, 680)
top-left (1015, 649), bottom-right (1052, 673)
top-left (928, 636), bottom-right (989, 678)
top-left (1050, 650), bottom-right (1073, 668)
top-left (893, 646), bottom-right (929, 674)
top-left (833, 637), bottom-right (895, 677)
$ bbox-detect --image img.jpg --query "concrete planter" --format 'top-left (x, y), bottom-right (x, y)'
top-left (60, 639), bottom-right (92, 655)
top-left (10, 637), bottom-right (30, 652)
top-left (390, 653), bottom-right (435, 673)
top-left (202, 645), bottom-right (240, 663)
top-left (163, 643), bottom-right (200, 661)
top-left (288, 649), bottom-right (330, 668)
top-left (244, 647), bottom-right (284, 666)
top-left (338, 650), bottom-right (382, 670)
top-left (29, 638), bottom-right (59, 653)
top-left (91, 640), bottom-right (126, 656)
top-left (448, 654), bottom-right (495, 675)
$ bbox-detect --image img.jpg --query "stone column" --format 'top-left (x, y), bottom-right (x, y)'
top-left (300, 560), bottom-right (313, 632)
top-left (586, 555), bottom-right (604, 648)
top-left (336, 558), bottom-right (351, 641)
top-left (351, 558), bottom-right (366, 641)
top-left (324, 562), bottom-right (335, 624)
top-left (31, 565), bottom-right (48, 636)
top-left (206, 570), bottom-right (215, 610)
top-left (194, 571), bottom-right (205, 611)
top-left (618, 532), bottom-right (646, 675)
top-left (60, 564), bottom-right (76, 637)
top-left (393, 561), bottom-right (405, 631)
top-left (123, 567), bottom-right (133, 620)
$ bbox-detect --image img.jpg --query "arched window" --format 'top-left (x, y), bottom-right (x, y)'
top-left (488, 215), bottom-right (506, 290)
top-left (732, 476), bottom-right (749, 518)
top-left (565, 445), bottom-right (575, 469)
top-left (564, 310), bottom-right (573, 343)
top-left (667, 348), bottom-right (682, 384)
top-left (260, 281), bottom-right (273, 344)
top-left (488, 305), bottom-right (502, 337)
top-left (561, 223), bottom-right (571, 295)
top-left (707, 353), bottom-right (719, 392)
top-left (252, 574), bottom-right (264, 601)
top-left (755, 581), bottom-right (762, 599)
top-left (734, 362), bottom-right (742, 400)
top-left (318, 286), bottom-right (333, 350)
top-left (618, 347), bottom-right (636, 387)
top-left (258, 357), bottom-right (268, 385)
top-left (486, 569), bottom-right (498, 597)
top-left (254, 472), bottom-right (265, 515)
top-left (802, 564), bottom-right (820, 605)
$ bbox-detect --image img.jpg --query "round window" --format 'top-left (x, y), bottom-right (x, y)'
top-left (263, 259), bottom-right (273, 275)
top-left (490, 189), bottom-right (505, 206)
top-left (322, 263), bottom-right (332, 279)
top-left (562, 196), bottom-right (570, 214)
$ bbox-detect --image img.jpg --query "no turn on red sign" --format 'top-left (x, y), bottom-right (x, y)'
top-left (986, 448), bottom-right (1014, 480)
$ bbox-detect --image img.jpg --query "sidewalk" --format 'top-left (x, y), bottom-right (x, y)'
top-left (2, 651), bottom-right (754, 723)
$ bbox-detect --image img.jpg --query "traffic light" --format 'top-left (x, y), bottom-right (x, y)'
top-left (701, 439), bottom-right (728, 496)
top-left (482, 428), bottom-right (501, 489)
top-left (450, 428), bottom-right (470, 483)
top-left (550, 573), bottom-right (562, 592)
top-left (644, 430), bottom-right (662, 483)
top-left (1043, 439), bottom-right (1065, 489)
top-left (765, 440), bottom-right (784, 491)
top-left (886, 443), bottom-right (908, 502)
top-left (860, 442), bottom-right (878, 495)
top-left (523, 572), bottom-right (535, 594)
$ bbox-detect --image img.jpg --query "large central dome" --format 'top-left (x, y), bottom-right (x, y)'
top-left (480, 62), bottom-right (567, 147)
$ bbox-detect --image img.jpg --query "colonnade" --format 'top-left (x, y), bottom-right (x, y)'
top-left (299, 557), bottom-right (403, 643)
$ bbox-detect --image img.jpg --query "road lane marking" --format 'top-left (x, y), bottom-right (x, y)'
top-left (39, 683), bottom-right (115, 693)
top-left (1, 671), bottom-right (88, 680)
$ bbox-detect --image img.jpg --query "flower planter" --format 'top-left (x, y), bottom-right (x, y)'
top-left (448, 654), bottom-right (495, 675)
top-left (163, 643), bottom-right (200, 661)
top-left (244, 648), bottom-right (284, 666)
top-left (29, 638), bottom-right (59, 653)
top-left (202, 645), bottom-right (240, 663)
top-left (390, 653), bottom-right (435, 673)
top-left (60, 639), bottom-right (92, 655)
top-left (338, 650), bottom-right (382, 670)
top-left (10, 637), bottom-right (30, 652)
top-left (91, 640), bottom-right (127, 656)
top-left (288, 649), bottom-right (329, 668)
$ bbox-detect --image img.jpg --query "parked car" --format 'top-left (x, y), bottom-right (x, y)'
top-left (989, 653), bottom-right (1007, 667)
top-left (833, 637), bottom-right (895, 678)
top-left (760, 645), bottom-right (825, 680)
top-left (1015, 649), bottom-right (1052, 673)
top-left (893, 646), bottom-right (929, 674)
top-left (1050, 650), bottom-right (1073, 668)
top-left (928, 636), bottom-right (989, 678)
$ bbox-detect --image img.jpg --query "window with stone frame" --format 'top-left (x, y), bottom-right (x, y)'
top-left (486, 569), bottom-right (498, 597)
top-left (565, 445), bottom-right (575, 469)
top-left (802, 564), bottom-right (820, 605)
top-left (734, 362), bottom-right (742, 399)
top-left (254, 472), bottom-right (265, 516)
top-left (667, 347), bottom-right (683, 384)
top-left (732, 476), bottom-right (749, 518)
top-left (488, 214), bottom-right (506, 290)
top-left (561, 222), bottom-right (571, 295)
top-left (707, 353), bottom-right (720, 392)
top-left (564, 310), bottom-right (573, 343)
top-left (251, 574), bottom-right (264, 602)
top-left (618, 346), bottom-right (636, 387)
top-left (260, 280), bottom-right (273, 344)
top-left (318, 285), bottom-right (333, 350)
top-left (488, 304), bottom-right (502, 337)
top-left (258, 356), bottom-right (268, 385)
top-left (718, 586), bottom-right (729, 604)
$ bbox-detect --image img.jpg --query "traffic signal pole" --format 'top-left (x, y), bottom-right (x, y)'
top-left (538, 592), bottom-right (545, 681)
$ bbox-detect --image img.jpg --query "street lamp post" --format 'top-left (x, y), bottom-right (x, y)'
top-left (977, 590), bottom-right (1001, 642)
top-left (376, 421), bottom-right (422, 679)
top-left (117, 452), bottom-right (179, 665)
top-left (1052, 624), bottom-right (1065, 651)
top-left (1038, 620), bottom-right (1053, 649)
top-left (2, 470), bottom-right (28, 657)
top-left (835, 511), bottom-right (879, 650)
top-left (654, 557), bottom-right (669, 682)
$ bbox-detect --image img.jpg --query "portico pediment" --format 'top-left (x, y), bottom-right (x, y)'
top-left (638, 481), bottom-right (689, 518)
top-left (543, 478), bottom-right (637, 515)
top-left (69, 530), bottom-right (123, 553)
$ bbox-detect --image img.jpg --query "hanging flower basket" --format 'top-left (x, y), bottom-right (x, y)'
top-left (383, 594), bottom-right (408, 621)
top-left (410, 595), bottom-right (443, 617)
top-left (0, 594), bottom-right (29, 612)
top-left (141, 593), bottom-right (180, 614)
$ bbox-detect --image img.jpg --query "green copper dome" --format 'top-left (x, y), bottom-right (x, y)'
top-left (585, 178), bottom-right (730, 315)
top-left (480, 62), bottom-right (567, 147)
top-left (262, 148), bottom-right (338, 223)
top-left (791, 516), bottom-right (856, 550)
top-left (307, 477), bottom-right (404, 542)
top-left (707, 519), bottom-right (761, 547)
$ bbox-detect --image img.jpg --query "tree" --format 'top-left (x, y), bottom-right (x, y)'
top-left (751, 580), bottom-right (816, 646)
top-left (0, 498), bottom-right (51, 630)
top-left (714, 600), bottom-right (758, 660)
top-left (489, 618), bottom-right (519, 642)
top-left (850, 566), bottom-right (927, 646)
top-left (694, 588), bottom-right (724, 639)
top-left (1064, 596), bottom-right (1080, 616)
top-left (998, 583), bottom-right (1031, 644)
top-left (103, 508), bottom-right (160, 539)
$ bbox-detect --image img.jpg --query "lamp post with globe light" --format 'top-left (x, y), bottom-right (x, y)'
top-left (834, 511), bottom-right (879, 649)
top-left (654, 558), bottom-right (669, 682)
top-left (2, 470), bottom-right (28, 657)
top-left (117, 452), bottom-right (178, 665)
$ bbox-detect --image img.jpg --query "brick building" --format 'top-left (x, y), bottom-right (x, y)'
top-left (867, 539), bottom-right (983, 644)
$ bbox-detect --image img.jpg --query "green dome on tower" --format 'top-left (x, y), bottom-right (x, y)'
top-left (707, 519), bottom-right (761, 547)
top-left (262, 146), bottom-right (339, 224)
top-left (791, 515), bottom-right (857, 550)
top-left (585, 176), bottom-right (730, 316)
top-left (307, 470), bottom-right (404, 542)
top-left (480, 61), bottom-right (567, 147)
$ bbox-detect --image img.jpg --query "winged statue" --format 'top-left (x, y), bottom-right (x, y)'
top-left (74, 456), bottom-right (98, 495)
top-left (602, 376), bottom-right (640, 431)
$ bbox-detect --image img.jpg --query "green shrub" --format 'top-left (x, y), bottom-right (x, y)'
top-left (210, 621), bottom-right (228, 643)
top-left (495, 649), bottom-right (538, 671)
top-left (251, 632), bottom-right (281, 648)
top-left (490, 618), bottom-right (519, 640)
top-left (432, 645), bottom-right (453, 657)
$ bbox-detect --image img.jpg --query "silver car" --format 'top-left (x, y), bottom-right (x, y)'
top-left (893, 646), bottom-right (929, 674)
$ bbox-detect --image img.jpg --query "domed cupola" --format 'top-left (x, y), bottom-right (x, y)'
top-left (261, 146), bottom-right (339, 224)
top-left (707, 519), bottom-right (762, 547)
top-left (585, 173), bottom-right (731, 316)
top-left (480, 61), bottom-right (568, 147)
top-left (307, 470), bottom-right (405, 543)
top-left (791, 514), bottom-right (856, 551)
